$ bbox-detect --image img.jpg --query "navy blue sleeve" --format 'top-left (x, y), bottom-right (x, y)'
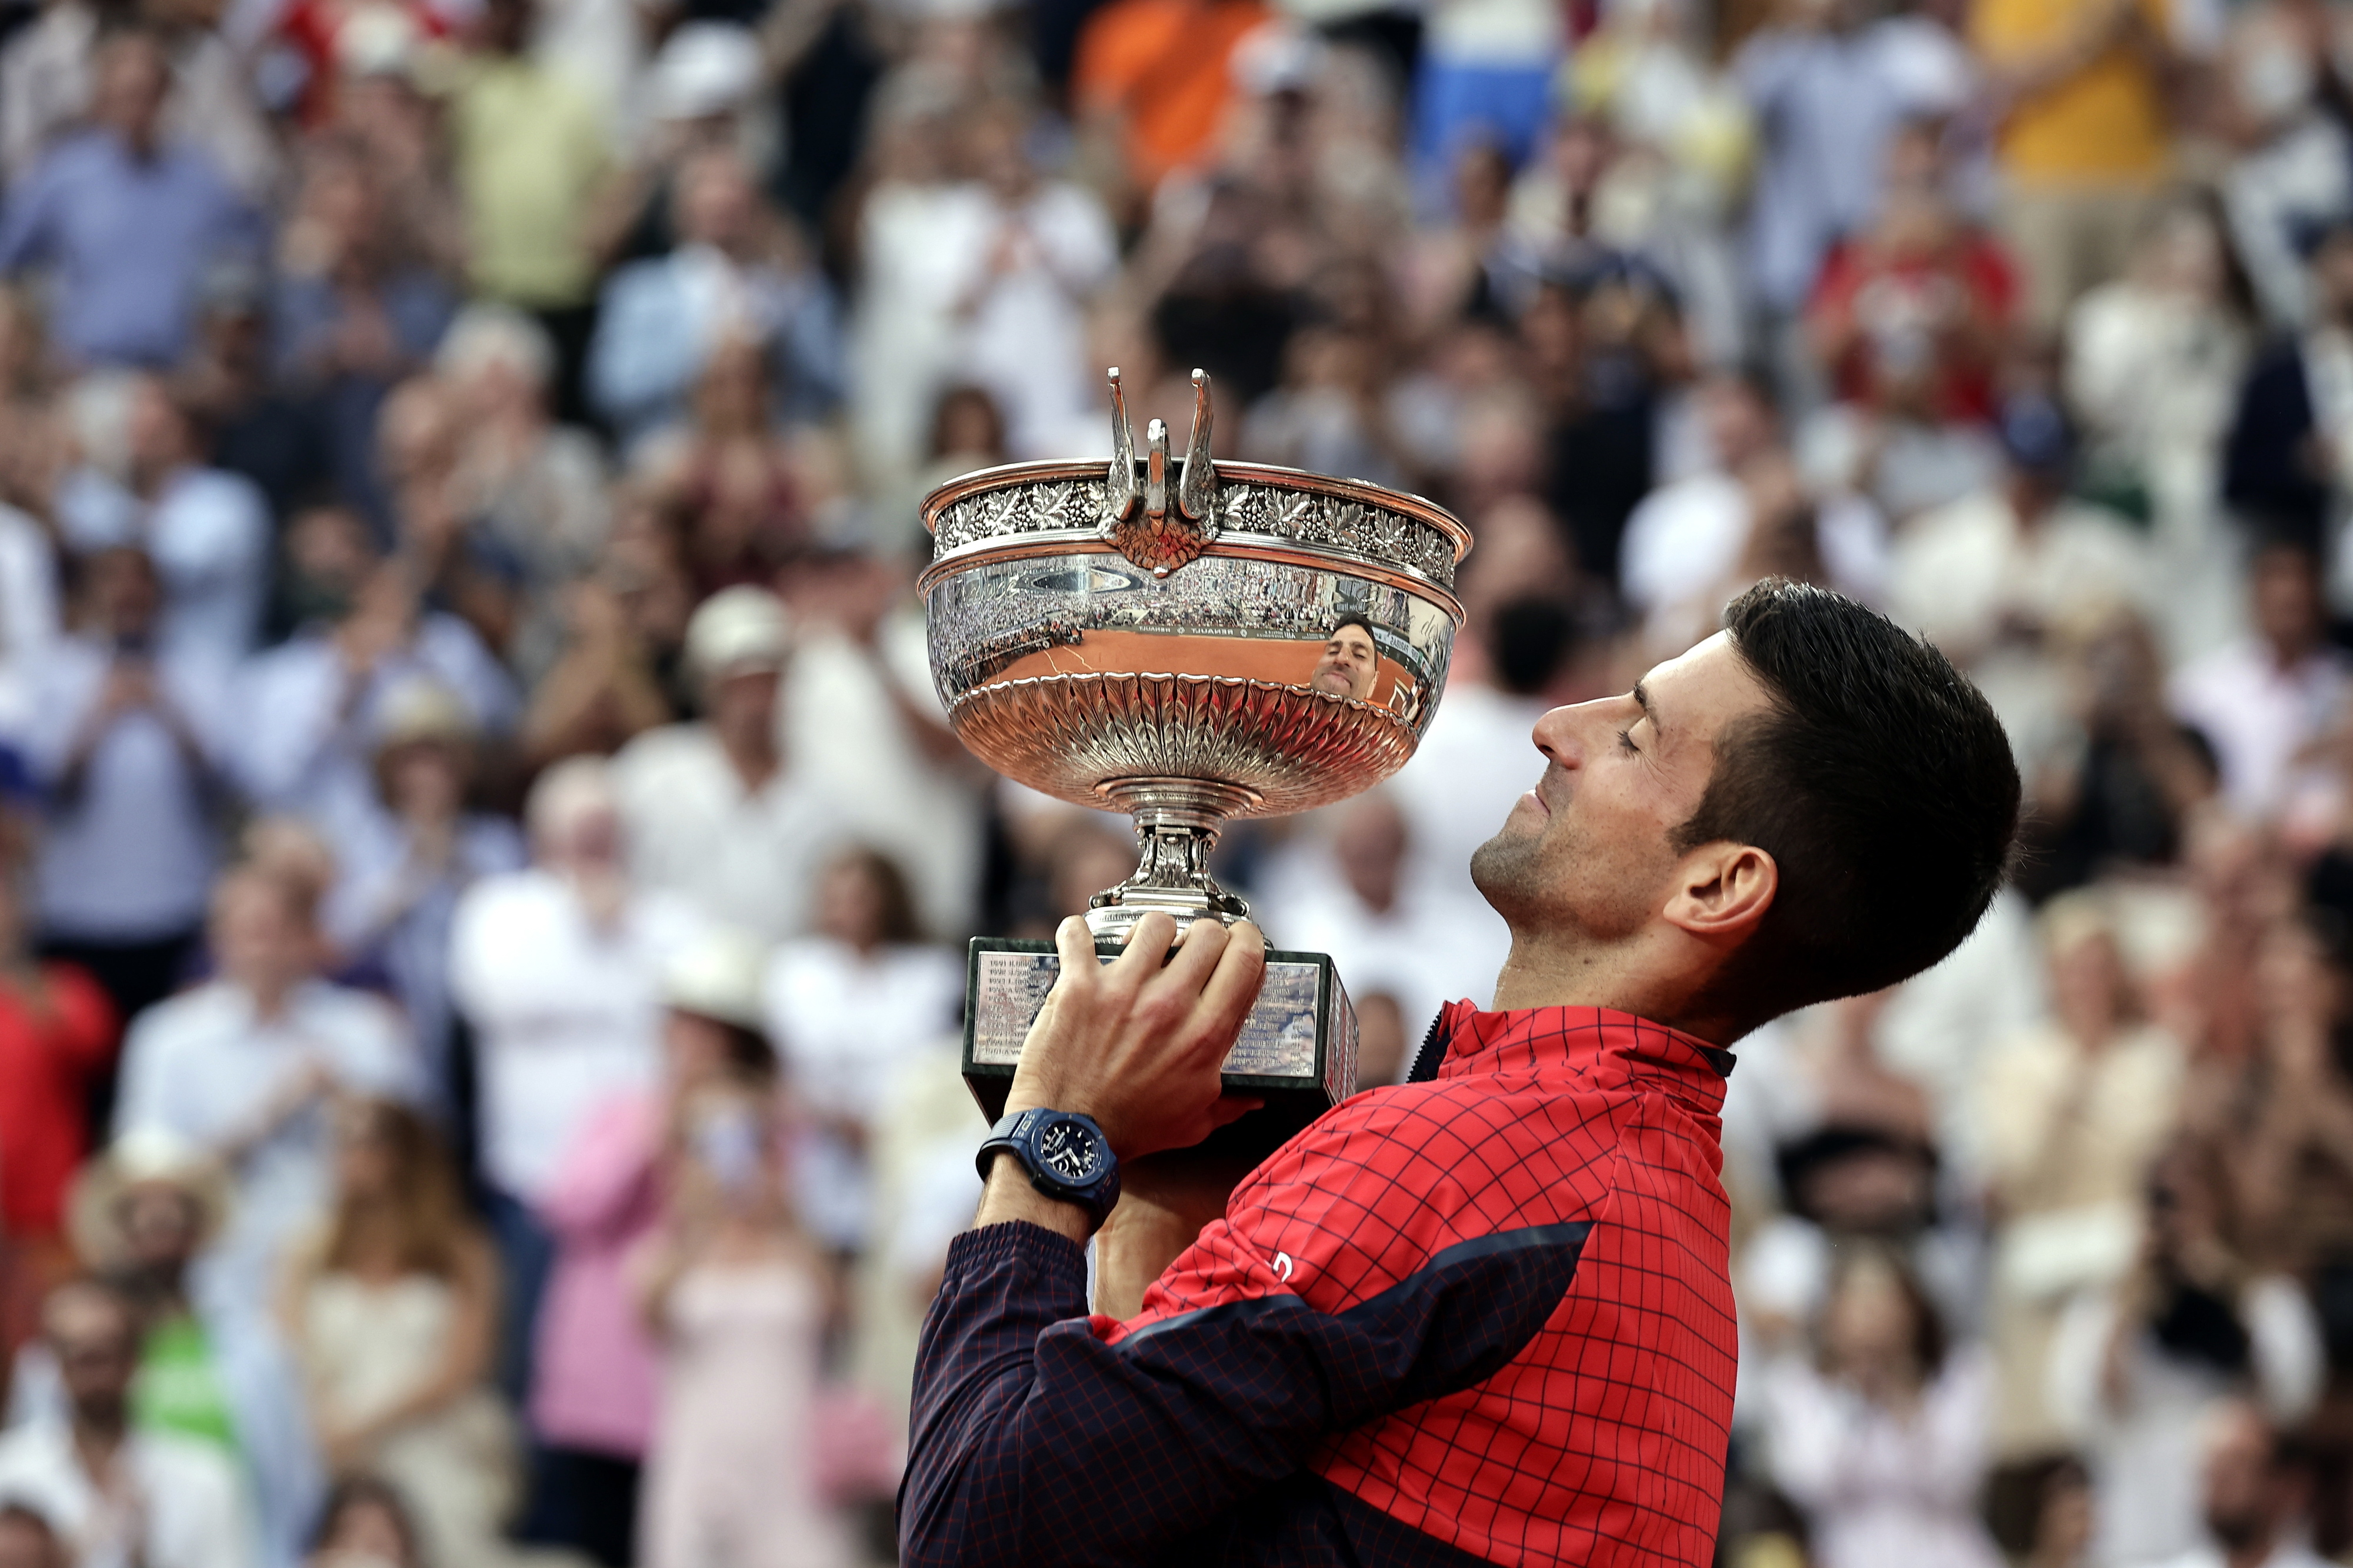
top-left (899, 1219), bottom-right (1592, 1568)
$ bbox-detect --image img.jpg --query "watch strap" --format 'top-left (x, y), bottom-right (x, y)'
top-left (976, 1108), bottom-right (1121, 1228)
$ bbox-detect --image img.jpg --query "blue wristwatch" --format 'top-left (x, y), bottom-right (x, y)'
top-left (976, 1108), bottom-right (1121, 1230)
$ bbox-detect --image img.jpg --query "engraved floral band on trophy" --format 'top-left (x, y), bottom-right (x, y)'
top-left (920, 368), bottom-right (1471, 1152)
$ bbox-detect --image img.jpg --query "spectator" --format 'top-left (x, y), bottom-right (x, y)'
top-left (446, 756), bottom-right (701, 1406)
top-left (445, 0), bottom-right (614, 420)
top-left (0, 1279), bottom-right (252, 1568)
top-left (59, 1130), bottom-right (319, 1568)
top-left (111, 866), bottom-right (421, 1320)
top-left (439, 306), bottom-right (611, 679)
top-left (278, 1100), bottom-right (518, 1568)
top-left (24, 546), bottom-right (221, 1042)
top-left (0, 28), bottom-right (259, 370)
top-left (590, 146), bottom-right (842, 456)
top-left (1972, 892), bottom-right (2185, 1461)
top-left (1071, 0), bottom-right (1271, 193)
top-left (306, 1476), bottom-right (424, 1568)
top-left (764, 846), bottom-right (959, 1256)
top-left (530, 929), bottom-right (771, 1568)
top-left (1734, 0), bottom-right (1974, 381)
top-left (635, 936), bottom-right (851, 1568)
top-left (1972, 0), bottom-right (2179, 331)
top-left (275, 142), bottom-right (458, 538)
top-left (231, 554), bottom-right (518, 843)
top-left (53, 378), bottom-right (271, 668)
top-left (516, 532), bottom-right (682, 768)
top-left (319, 681), bottom-right (526, 1103)
top-left (2145, 1397), bottom-right (2331, 1568)
top-left (1759, 1249), bottom-right (2003, 1568)
top-left (2222, 211), bottom-right (2353, 554)
top-left (0, 867), bottom-right (114, 1335)
top-left (2169, 538), bottom-right (2348, 824)
top-left (2049, 1145), bottom-right (2325, 1565)
top-left (610, 586), bottom-right (843, 942)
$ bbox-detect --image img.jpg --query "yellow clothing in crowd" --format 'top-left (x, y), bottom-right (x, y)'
top-left (1972, 0), bottom-right (2171, 186)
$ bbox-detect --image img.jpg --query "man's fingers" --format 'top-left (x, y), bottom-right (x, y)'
top-left (1158, 915), bottom-right (1231, 997)
top-left (1108, 910), bottom-right (1176, 983)
top-left (1051, 913), bottom-right (1098, 982)
top-left (1204, 1095), bottom-right (1263, 1132)
top-left (1193, 918), bottom-right (1268, 1048)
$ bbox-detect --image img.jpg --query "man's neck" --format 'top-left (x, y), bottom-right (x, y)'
top-left (719, 728), bottom-right (778, 793)
top-left (1489, 935), bottom-right (1736, 1045)
top-left (2226, 1532), bottom-right (2281, 1568)
top-left (71, 1413), bottom-right (128, 1480)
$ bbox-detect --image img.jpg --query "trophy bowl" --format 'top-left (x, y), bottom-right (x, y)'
top-left (922, 369), bottom-right (1470, 1144)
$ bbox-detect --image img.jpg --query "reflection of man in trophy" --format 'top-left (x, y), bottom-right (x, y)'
top-left (1307, 613), bottom-right (1379, 700)
top-left (904, 581), bottom-right (2023, 1566)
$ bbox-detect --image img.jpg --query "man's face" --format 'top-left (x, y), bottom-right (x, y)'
top-left (1471, 632), bottom-right (1774, 945)
top-left (2201, 1406), bottom-right (2277, 1550)
top-left (1310, 624), bottom-right (1378, 699)
top-left (45, 1290), bottom-right (137, 1424)
top-left (209, 879), bottom-right (315, 995)
top-left (2251, 546), bottom-right (2322, 656)
top-left (0, 1513), bottom-right (59, 1568)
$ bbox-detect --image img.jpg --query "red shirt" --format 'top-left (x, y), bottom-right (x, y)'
top-left (0, 965), bottom-right (118, 1236)
top-left (1810, 232), bottom-right (2020, 423)
top-left (905, 1003), bottom-right (1739, 1566)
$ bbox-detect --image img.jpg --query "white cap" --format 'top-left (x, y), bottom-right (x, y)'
top-left (684, 585), bottom-right (791, 682)
top-left (661, 926), bottom-right (771, 1032)
top-left (646, 23), bottom-right (762, 122)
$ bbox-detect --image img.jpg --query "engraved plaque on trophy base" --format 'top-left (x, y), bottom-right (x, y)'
top-left (962, 936), bottom-right (1359, 1160)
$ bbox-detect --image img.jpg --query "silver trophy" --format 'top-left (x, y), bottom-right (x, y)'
top-left (922, 369), bottom-right (1469, 1147)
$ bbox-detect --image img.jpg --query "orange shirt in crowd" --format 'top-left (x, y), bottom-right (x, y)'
top-left (1972, 0), bottom-right (2172, 185)
top-left (1073, 0), bottom-right (1272, 189)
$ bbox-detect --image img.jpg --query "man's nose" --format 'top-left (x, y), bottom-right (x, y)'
top-left (1531, 696), bottom-right (1625, 767)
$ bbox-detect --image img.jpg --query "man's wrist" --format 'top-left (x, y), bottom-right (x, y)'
top-left (974, 1153), bottom-right (1098, 1245)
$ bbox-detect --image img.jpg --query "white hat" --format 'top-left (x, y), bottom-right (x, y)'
top-left (68, 1129), bottom-right (233, 1269)
top-left (646, 23), bottom-right (762, 122)
top-left (662, 927), bottom-right (772, 1032)
top-left (684, 585), bottom-right (791, 682)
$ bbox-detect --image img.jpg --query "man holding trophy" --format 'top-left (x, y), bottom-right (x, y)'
top-left (901, 373), bottom-right (2021, 1566)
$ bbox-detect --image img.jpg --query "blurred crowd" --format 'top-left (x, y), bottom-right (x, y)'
top-left (6, 0), bottom-right (2353, 1562)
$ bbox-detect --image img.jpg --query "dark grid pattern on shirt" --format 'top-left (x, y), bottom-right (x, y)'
top-left (1105, 1003), bottom-right (1739, 1567)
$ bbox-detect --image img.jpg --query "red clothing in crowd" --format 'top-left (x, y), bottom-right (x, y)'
top-left (1810, 231), bottom-right (2021, 424)
top-left (0, 965), bottom-right (118, 1236)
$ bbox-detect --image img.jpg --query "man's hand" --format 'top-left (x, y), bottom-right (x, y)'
top-left (1004, 912), bottom-right (1267, 1159)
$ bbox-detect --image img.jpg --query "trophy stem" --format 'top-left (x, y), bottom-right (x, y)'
top-left (1085, 778), bottom-right (1257, 939)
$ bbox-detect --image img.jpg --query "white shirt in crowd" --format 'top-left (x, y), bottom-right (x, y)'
top-left (1261, 863), bottom-right (1489, 1072)
top-left (449, 866), bottom-right (702, 1201)
top-left (2168, 639), bottom-right (2350, 822)
top-left (852, 176), bottom-right (1118, 475)
top-left (2049, 1276), bottom-right (2326, 1568)
top-left (21, 633), bottom-right (227, 943)
top-left (609, 722), bottom-right (844, 943)
top-left (55, 465), bottom-right (270, 668)
top-left (114, 979), bottom-right (420, 1316)
top-left (765, 937), bottom-right (964, 1252)
top-left (782, 616), bottom-right (982, 941)
top-left (1759, 1346), bottom-right (2005, 1568)
top-left (0, 1422), bottom-right (254, 1568)
top-left (1618, 470), bottom-right (1888, 641)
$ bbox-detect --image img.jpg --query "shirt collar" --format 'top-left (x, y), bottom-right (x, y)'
top-left (1429, 999), bottom-right (1734, 1115)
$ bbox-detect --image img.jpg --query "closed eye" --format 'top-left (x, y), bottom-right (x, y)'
top-left (1616, 727), bottom-right (1638, 755)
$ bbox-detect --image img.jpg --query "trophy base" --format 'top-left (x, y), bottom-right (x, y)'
top-left (961, 936), bottom-right (1360, 1163)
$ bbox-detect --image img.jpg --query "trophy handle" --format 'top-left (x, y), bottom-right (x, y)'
top-left (1099, 367), bottom-right (1221, 578)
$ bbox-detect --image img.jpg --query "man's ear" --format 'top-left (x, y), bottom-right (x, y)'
top-left (1662, 841), bottom-right (1777, 946)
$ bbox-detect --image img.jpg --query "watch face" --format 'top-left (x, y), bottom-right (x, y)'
top-left (1035, 1117), bottom-right (1102, 1184)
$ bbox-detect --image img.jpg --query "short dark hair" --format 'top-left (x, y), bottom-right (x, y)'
top-left (1328, 612), bottom-right (1377, 642)
top-left (1674, 579), bottom-right (2019, 1028)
